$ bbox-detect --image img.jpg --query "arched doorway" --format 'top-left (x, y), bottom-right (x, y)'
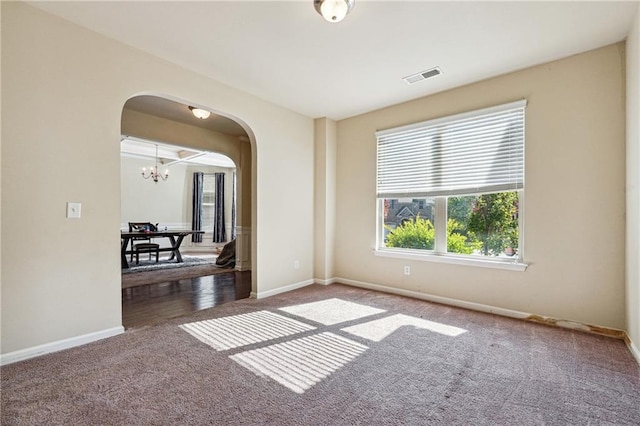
top-left (120, 95), bottom-right (254, 327)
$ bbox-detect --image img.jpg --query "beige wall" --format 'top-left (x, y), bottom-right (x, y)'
top-left (0, 3), bottom-right (3, 344)
top-left (121, 157), bottom-right (193, 228)
top-left (626, 10), bottom-right (640, 352)
top-left (2, 0), bottom-right (637, 360)
top-left (314, 118), bottom-right (337, 282)
top-left (121, 107), bottom-right (251, 229)
top-left (335, 43), bottom-right (627, 329)
top-left (1, 2), bottom-right (314, 354)
top-left (121, 157), bottom-right (236, 246)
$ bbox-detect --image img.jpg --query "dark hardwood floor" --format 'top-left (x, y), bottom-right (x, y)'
top-left (122, 270), bottom-right (251, 329)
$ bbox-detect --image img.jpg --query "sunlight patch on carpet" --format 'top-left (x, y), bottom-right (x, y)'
top-left (230, 332), bottom-right (368, 394)
top-left (279, 298), bottom-right (386, 325)
top-left (180, 311), bottom-right (316, 351)
top-left (341, 313), bottom-right (467, 341)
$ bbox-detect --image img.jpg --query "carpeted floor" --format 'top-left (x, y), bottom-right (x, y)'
top-left (2, 284), bottom-right (639, 425)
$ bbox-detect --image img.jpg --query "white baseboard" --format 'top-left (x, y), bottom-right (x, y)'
top-left (0, 326), bottom-right (124, 366)
top-left (313, 277), bottom-right (335, 285)
top-left (627, 336), bottom-right (640, 366)
top-left (331, 277), bottom-right (627, 340)
top-left (334, 277), bottom-right (531, 320)
top-left (251, 278), bottom-right (315, 299)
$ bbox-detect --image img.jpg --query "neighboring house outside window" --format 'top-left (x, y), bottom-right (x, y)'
top-left (376, 100), bottom-right (527, 270)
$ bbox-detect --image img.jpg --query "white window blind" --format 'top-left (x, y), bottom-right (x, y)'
top-left (376, 100), bottom-right (526, 198)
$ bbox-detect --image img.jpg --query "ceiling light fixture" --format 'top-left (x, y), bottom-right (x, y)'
top-left (314, 0), bottom-right (354, 23)
top-left (189, 106), bottom-right (211, 119)
top-left (141, 144), bottom-right (169, 183)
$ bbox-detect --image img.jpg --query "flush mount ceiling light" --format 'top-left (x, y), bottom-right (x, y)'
top-left (314, 0), bottom-right (355, 23)
top-left (189, 106), bottom-right (211, 120)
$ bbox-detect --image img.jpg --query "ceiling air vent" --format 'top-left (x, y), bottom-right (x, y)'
top-left (403, 67), bottom-right (442, 85)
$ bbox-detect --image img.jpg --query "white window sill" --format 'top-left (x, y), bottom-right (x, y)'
top-left (374, 249), bottom-right (528, 272)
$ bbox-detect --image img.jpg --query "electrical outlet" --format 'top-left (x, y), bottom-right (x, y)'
top-left (294, 260), bottom-right (300, 270)
top-left (404, 266), bottom-right (411, 276)
top-left (66, 202), bottom-right (81, 219)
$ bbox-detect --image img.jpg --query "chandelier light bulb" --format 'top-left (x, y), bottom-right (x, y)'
top-left (141, 144), bottom-right (169, 183)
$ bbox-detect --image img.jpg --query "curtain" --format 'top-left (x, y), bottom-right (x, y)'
top-left (191, 172), bottom-right (203, 243)
top-left (213, 172), bottom-right (226, 243)
top-left (231, 171), bottom-right (237, 240)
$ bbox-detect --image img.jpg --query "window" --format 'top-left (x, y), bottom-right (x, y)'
top-left (202, 174), bottom-right (216, 232)
top-left (192, 171), bottom-right (231, 244)
top-left (376, 100), bottom-right (526, 268)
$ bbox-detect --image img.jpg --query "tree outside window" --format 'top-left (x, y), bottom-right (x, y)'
top-left (384, 192), bottom-right (519, 257)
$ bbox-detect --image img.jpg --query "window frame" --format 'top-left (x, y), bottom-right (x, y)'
top-left (375, 101), bottom-right (528, 271)
top-left (376, 193), bottom-right (526, 271)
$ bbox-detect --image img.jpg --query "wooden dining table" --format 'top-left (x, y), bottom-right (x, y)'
top-left (120, 230), bottom-right (204, 269)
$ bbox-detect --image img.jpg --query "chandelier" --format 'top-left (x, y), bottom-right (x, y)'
top-left (141, 144), bottom-right (169, 183)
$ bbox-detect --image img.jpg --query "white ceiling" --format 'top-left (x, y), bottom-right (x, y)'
top-left (124, 95), bottom-right (248, 136)
top-left (121, 136), bottom-right (237, 168)
top-left (30, 1), bottom-right (638, 120)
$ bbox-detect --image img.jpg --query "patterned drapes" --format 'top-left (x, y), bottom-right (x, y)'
top-left (231, 171), bottom-right (236, 240)
top-left (213, 172), bottom-right (226, 243)
top-left (191, 172), bottom-right (204, 243)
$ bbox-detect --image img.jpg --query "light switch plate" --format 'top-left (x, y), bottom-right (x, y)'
top-left (66, 202), bottom-right (81, 219)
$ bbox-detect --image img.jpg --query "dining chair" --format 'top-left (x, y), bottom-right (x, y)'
top-left (133, 242), bottom-right (159, 264)
top-left (128, 222), bottom-right (159, 262)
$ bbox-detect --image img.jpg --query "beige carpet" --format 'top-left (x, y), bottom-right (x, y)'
top-left (2, 284), bottom-right (639, 425)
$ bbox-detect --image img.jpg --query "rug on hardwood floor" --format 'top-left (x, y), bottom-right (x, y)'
top-left (122, 255), bottom-right (220, 274)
